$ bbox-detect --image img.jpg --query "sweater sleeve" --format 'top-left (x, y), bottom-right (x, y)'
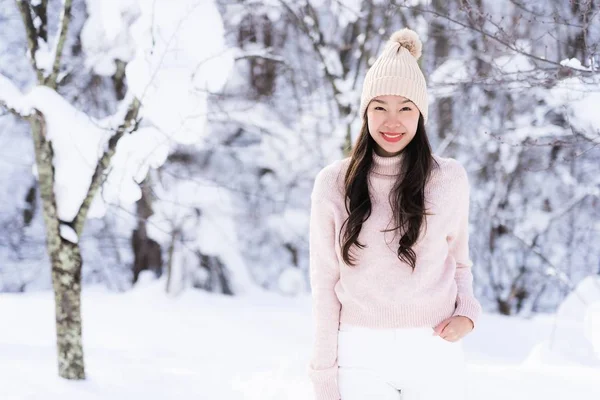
top-left (449, 163), bottom-right (482, 328)
top-left (307, 169), bottom-right (342, 400)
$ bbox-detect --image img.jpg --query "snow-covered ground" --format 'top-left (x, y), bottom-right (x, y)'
top-left (1, 277), bottom-right (599, 400)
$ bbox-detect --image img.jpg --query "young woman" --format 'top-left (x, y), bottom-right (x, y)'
top-left (308, 28), bottom-right (482, 400)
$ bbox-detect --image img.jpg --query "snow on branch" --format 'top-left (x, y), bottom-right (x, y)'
top-left (73, 97), bottom-right (141, 236)
top-left (394, 2), bottom-right (599, 73)
top-left (0, 73), bottom-right (32, 117)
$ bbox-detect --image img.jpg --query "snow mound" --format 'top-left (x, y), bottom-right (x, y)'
top-left (530, 275), bottom-right (600, 366)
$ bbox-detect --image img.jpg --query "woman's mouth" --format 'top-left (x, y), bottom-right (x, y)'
top-left (381, 132), bottom-right (404, 143)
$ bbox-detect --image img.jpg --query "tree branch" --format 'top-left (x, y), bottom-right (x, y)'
top-left (234, 53), bottom-right (285, 64)
top-left (277, 0), bottom-right (343, 100)
top-left (47, 0), bottom-right (73, 89)
top-left (0, 99), bottom-right (29, 119)
top-left (393, 3), bottom-right (595, 71)
top-left (16, 0), bottom-right (43, 82)
top-left (510, 232), bottom-right (574, 290)
top-left (350, 1), bottom-right (375, 91)
top-left (31, 0), bottom-right (48, 41)
top-left (29, 109), bottom-right (62, 246)
top-left (73, 97), bottom-right (142, 236)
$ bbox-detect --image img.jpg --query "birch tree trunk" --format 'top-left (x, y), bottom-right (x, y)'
top-left (30, 110), bottom-right (85, 378)
top-left (50, 241), bottom-right (85, 378)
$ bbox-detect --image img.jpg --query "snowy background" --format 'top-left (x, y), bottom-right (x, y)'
top-left (1, 0), bottom-right (600, 398)
top-left (1, 276), bottom-right (600, 399)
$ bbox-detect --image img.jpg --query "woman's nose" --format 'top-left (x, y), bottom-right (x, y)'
top-left (384, 116), bottom-right (402, 128)
top-left (385, 111), bottom-right (402, 121)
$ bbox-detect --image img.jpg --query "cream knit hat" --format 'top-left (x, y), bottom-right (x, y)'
top-left (359, 28), bottom-right (428, 123)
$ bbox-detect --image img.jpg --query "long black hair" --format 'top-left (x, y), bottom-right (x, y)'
top-left (340, 113), bottom-right (437, 269)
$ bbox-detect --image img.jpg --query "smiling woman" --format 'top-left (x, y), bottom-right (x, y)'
top-left (307, 28), bottom-right (481, 400)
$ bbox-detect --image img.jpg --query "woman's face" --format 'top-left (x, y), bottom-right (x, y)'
top-left (366, 95), bottom-right (420, 157)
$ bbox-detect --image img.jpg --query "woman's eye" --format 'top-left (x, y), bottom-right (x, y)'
top-left (374, 106), bottom-right (385, 111)
top-left (401, 107), bottom-right (411, 111)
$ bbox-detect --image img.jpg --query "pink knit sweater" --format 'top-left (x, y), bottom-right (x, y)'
top-left (307, 150), bottom-right (482, 400)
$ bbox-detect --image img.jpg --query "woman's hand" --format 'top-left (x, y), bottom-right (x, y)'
top-left (432, 316), bottom-right (474, 342)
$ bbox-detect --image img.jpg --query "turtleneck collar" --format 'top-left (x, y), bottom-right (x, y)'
top-left (371, 149), bottom-right (405, 176)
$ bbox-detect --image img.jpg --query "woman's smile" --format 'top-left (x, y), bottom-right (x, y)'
top-left (381, 131), bottom-right (405, 142)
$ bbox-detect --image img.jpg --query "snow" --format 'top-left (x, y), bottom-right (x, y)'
top-left (59, 224), bottom-right (79, 244)
top-left (430, 53), bottom-right (537, 98)
top-left (267, 208), bottom-right (308, 244)
top-left (546, 76), bottom-right (600, 140)
top-left (81, 0), bottom-right (140, 76)
top-left (560, 58), bottom-right (593, 72)
top-left (321, 46), bottom-right (343, 77)
top-left (0, 84), bottom-right (111, 222)
top-left (549, 275), bottom-right (600, 366)
top-left (513, 184), bottom-right (591, 246)
top-left (277, 267), bottom-right (307, 296)
top-left (0, 73), bottom-right (32, 115)
top-left (83, 0), bottom-right (235, 146)
top-left (585, 302), bottom-right (600, 358)
top-left (102, 126), bottom-right (169, 207)
top-left (32, 15), bottom-right (42, 30)
top-left (1, 0), bottom-right (234, 225)
top-left (1, 281), bottom-right (599, 399)
top-left (27, 86), bottom-right (109, 222)
top-left (495, 53), bottom-right (534, 75)
top-left (2, 4), bottom-right (600, 398)
top-left (34, 35), bottom-right (52, 74)
top-left (147, 175), bottom-right (258, 295)
top-left (125, 0), bottom-right (233, 145)
top-left (328, 0), bottom-right (362, 26)
top-left (429, 59), bottom-right (469, 98)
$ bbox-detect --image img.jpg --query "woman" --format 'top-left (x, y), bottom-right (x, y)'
top-left (308, 28), bottom-right (482, 400)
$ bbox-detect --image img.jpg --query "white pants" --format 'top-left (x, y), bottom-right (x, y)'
top-left (337, 323), bottom-right (468, 400)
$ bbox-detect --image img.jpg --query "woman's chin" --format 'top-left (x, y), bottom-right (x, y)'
top-left (376, 143), bottom-right (405, 157)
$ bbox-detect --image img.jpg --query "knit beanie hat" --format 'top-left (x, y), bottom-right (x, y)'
top-left (359, 28), bottom-right (428, 124)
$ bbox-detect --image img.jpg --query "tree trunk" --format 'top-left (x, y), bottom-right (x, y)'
top-left (166, 229), bottom-right (179, 294)
top-left (30, 111), bottom-right (85, 379)
top-left (131, 174), bottom-right (163, 284)
top-left (50, 240), bottom-right (85, 379)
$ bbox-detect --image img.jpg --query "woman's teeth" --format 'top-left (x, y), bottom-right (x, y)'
top-left (381, 132), bottom-right (403, 142)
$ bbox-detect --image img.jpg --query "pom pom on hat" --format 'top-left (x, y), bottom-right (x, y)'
top-left (389, 28), bottom-right (422, 60)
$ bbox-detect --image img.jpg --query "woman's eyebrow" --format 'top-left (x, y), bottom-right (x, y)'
top-left (372, 99), bottom-right (412, 105)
